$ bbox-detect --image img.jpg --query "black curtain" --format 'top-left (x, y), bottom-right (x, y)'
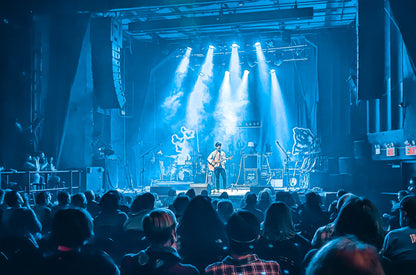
top-left (314, 28), bottom-right (357, 156)
top-left (389, 0), bottom-right (416, 74)
top-left (41, 14), bottom-right (89, 161)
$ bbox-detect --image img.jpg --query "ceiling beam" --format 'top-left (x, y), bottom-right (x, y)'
top-left (128, 7), bottom-right (313, 33)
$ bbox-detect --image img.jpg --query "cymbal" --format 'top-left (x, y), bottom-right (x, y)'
top-left (165, 155), bottom-right (177, 159)
top-left (381, 192), bottom-right (398, 195)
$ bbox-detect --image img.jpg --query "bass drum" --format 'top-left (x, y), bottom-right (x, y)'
top-left (177, 167), bottom-right (192, 181)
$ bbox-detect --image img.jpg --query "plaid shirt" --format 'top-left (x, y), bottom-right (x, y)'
top-left (311, 222), bottom-right (335, 248)
top-left (205, 254), bottom-right (281, 275)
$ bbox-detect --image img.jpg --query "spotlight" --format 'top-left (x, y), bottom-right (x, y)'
top-left (209, 45), bottom-right (215, 50)
top-left (232, 43), bottom-right (239, 48)
top-left (244, 70), bottom-right (249, 74)
top-left (274, 59), bottom-right (283, 66)
top-left (270, 69), bottom-right (276, 73)
top-left (266, 40), bottom-right (274, 48)
top-left (186, 47), bottom-right (192, 51)
top-left (254, 42), bottom-right (261, 47)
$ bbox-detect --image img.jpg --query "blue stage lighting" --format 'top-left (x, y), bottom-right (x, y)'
top-left (209, 45), bottom-right (215, 49)
top-left (254, 42), bottom-right (261, 47)
top-left (232, 43), bottom-right (239, 48)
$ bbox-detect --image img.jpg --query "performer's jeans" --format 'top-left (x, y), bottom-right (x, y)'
top-left (215, 167), bottom-right (226, 190)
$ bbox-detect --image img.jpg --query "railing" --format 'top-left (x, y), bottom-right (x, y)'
top-left (0, 169), bottom-right (83, 195)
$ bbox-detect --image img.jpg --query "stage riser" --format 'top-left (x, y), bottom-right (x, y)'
top-left (150, 181), bottom-right (208, 196)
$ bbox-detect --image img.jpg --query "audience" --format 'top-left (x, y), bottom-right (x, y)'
top-left (382, 195), bottom-right (416, 274)
top-left (94, 190), bottom-right (128, 241)
top-left (217, 199), bottom-right (234, 225)
top-left (84, 190), bottom-right (101, 218)
top-left (32, 191), bottom-right (52, 234)
top-left (256, 188), bottom-right (273, 213)
top-left (1, 169), bottom-right (416, 275)
top-left (120, 208), bottom-right (199, 275)
top-left (37, 208), bottom-right (120, 275)
top-left (205, 210), bottom-right (281, 275)
top-left (333, 196), bottom-right (385, 251)
top-left (327, 189), bottom-right (347, 221)
top-left (170, 194), bottom-right (190, 222)
top-left (256, 202), bottom-right (310, 275)
top-left (311, 192), bottom-right (356, 248)
top-left (51, 191), bottom-right (71, 217)
top-left (71, 193), bottom-right (88, 209)
top-left (185, 188), bottom-right (196, 200)
top-left (383, 190), bottom-right (409, 231)
top-left (0, 190), bottom-right (42, 274)
top-left (242, 192), bottom-right (264, 223)
top-left (297, 191), bottom-right (329, 240)
top-left (123, 192), bottom-right (155, 232)
top-left (306, 236), bottom-right (385, 275)
top-left (177, 196), bottom-right (228, 273)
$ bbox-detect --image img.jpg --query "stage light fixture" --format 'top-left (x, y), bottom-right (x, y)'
top-left (209, 45), bottom-right (216, 50)
top-left (232, 43), bottom-right (239, 48)
top-left (270, 69), bottom-right (276, 73)
top-left (244, 70), bottom-right (249, 74)
top-left (254, 42), bottom-right (261, 47)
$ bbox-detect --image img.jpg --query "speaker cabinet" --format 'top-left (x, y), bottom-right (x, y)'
top-left (358, 0), bottom-right (385, 99)
top-left (91, 18), bottom-right (126, 109)
top-left (84, 167), bottom-right (104, 193)
top-left (244, 154), bottom-right (259, 169)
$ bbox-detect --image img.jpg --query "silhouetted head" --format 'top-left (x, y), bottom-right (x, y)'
top-left (51, 208), bottom-right (93, 248)
top-left (185, 188), bottom-right (196, 199)
top-left (219, 191), bottom-right (229, 200)
top-left (71, 193), bottom-right (87, 209)
top-left (130, 192), bottom-right (155, 213)
top-left (143, 208), bottom-right (177, 245)
top-left (4, 190), bottom-right (23, 208)
top-left (306, 236), bottom-right (385, 275)
top-left (35, 191), bottom-right (50, 205)
top-left (84, 190), bottom-right (96, 202)
top-left (217, 199), bottom-right (234, 224)
top-left (305, 191), bottom-right (322, 207)
top-left (400, 195), bottom-right (416, 228)
top-left (172, 195), bottom-right (190, 216)
top-left (227, 210), bottom-right (260, 255)
top-left (245, 193), bottom-right (257, 206)
top-left (263, 202), bottom-right (295, 241)
top-left (334, 196), bottom-right (385, 250)
top-left (57, 191), bottom-right (70, 206)
top-left (99, 190), bottom-right (120, 212)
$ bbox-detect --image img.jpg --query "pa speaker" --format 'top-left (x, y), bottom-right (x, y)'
top-left (358, 0), bottom-right (385, 99)
top-left (84, 167), bottom-right (104, 193)
top-left (91, 18), bottom-right (126, 109)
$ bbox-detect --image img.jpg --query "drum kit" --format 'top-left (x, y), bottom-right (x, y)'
top-left (158, 155), bottom-right (195, 182)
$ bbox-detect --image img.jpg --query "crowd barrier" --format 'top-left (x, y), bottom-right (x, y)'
top-left (0, 169), bottom-right (82, 195)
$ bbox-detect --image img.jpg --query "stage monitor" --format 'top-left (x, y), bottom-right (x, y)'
top-left (244, 154), bottom-right (259, 169)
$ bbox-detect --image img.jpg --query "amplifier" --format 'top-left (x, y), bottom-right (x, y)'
top-left (244, 169), bottom-right (258, 185)
top-left (244, 154), bottom-right (259, 169)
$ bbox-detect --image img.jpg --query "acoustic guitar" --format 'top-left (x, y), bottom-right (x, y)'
top-left (207, 156), bottom-right (233, 171)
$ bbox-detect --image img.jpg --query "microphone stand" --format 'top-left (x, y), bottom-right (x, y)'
top-left (275, 140), bottom-right (291, 187)
top-left (139, 143), bottom-right (162, 191)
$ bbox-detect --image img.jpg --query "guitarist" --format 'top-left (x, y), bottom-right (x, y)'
top-left (207, 142), bottom-right (228, 191)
